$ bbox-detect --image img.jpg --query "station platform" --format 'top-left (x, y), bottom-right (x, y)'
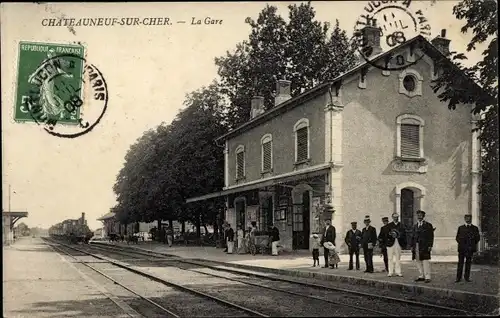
top-left (3, 237), bottom-right (133, 317)
top-left (98, 240), bottom-right (500, 312)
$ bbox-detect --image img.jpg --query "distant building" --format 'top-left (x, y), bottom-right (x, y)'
top-left (187, 27), bottom-right (481, 254)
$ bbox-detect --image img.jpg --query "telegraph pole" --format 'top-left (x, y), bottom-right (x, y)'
top-left (8, 184), bottom-right (11, 212)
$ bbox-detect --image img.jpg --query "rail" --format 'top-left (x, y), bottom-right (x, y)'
top-left (44, 238), bottom-right (268, 317)
top-left (90, 241), bottom-right (481, 316)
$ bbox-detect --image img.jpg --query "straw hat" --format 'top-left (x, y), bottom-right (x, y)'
top-left (323, 241), bottom-right (336, 250)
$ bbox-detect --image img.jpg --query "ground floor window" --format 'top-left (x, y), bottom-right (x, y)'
top-left (259, 196), bottom-right (273, 231)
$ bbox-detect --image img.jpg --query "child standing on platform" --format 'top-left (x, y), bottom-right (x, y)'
top-left (311, 233), bottom-right (321, 267)
top-left (324, 241), bottom-right (340, 269)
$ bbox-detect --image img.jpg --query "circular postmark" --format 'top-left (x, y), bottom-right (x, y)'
top-left (23, 51), bottom-right (108, 138)
top-left (352, 1), bottom-right (432, 71)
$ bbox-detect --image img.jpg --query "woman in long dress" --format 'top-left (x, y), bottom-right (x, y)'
top-left (246, 226), bottom-right (256, 256)
top-left (236, 225), bottom-right (246, 254)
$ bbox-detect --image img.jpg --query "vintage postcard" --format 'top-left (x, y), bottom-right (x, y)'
top-left (2, 1), bottom-right (498, 317)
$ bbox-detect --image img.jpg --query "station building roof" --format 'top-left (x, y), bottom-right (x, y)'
top-left (97, 212), bottom-right (116, 221)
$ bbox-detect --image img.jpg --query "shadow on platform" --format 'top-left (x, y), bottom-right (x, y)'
top-left (6, 295), bottom-right (127, 318)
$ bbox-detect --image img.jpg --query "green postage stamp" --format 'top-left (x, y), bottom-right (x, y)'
top-left (15, 41), bottom-right (85, 124)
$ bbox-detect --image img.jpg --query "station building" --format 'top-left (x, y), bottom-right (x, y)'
top-left (187, 26), bottom-right (482, 254)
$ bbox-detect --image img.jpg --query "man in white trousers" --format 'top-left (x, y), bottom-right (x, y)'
top-left (384, 213), bottom-right (407, 277)
top-left (411, 210), bottom-right (435, 283)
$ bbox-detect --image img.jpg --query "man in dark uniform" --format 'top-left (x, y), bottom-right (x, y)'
top-left (455, 213), bottom-right (480, 283)
top-left (320, 219), bottom-right (336, 268)
top-left (361, 215), bottom-right (377, 273)
top-left (378, 217), bottom-right (390, 272)
top-left (344, 221), bottom-right (362, 270)
top-left (411, 210), bottom-right (434, 283)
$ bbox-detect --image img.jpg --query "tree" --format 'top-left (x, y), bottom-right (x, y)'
top-left (431, 0), bottom-right (498, 245)
top-left (216, 2), bottom-right (356, 128)
top-left (165, 83), bottom-right (227, 236)
top-left (15, 222), bottom-right (30, 236)
top-left (112, 83), bottom-right (228, 240)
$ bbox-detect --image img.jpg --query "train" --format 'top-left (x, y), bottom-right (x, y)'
top-left (48, 213), bottom-right (94, 244)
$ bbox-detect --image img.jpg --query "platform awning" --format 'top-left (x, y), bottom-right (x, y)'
top-left (97, 212), bottom-right (116, 221)
top-left (186, 163), bottom-right (332, 203)
top-left (3, 211), bottom-right (28, 228)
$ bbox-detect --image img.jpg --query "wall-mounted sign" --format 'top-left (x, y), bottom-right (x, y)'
top-left (279, 195), bottom-right (289, 207)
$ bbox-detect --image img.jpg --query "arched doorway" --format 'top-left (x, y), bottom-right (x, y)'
top-left (396, 182), bottom-right (426, 249)
top-left (400, 188), bottom-right (415, 249)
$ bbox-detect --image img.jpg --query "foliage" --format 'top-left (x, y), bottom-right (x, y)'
top-left (215, 2), bottom-right (357, 128)
top-left (112, 83), bottom-right (227, 228)
top-left (112, 2), bottom-right (358, 230)
top-left (431, 0), bottom-right (498, 244)
top-left (15, 222), bottom-right (30, 236)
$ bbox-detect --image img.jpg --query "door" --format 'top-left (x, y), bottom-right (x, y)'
top-left (292, 191), bottom-right (310, 249)
top-left (235, 200), bottom-right (246, 229)
top-left (400, 188), bottom-right (414, 249)
top-left (260, 196), bottom-right (273, 230)
top-left (302, 191), bottom-right (310, 249)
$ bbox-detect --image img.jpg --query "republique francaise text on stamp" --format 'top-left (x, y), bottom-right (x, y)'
top-left (15, 41), bottom-right (108, 138)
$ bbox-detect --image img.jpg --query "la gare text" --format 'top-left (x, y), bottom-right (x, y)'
top-left (41, 17), bottom-right (223, 27)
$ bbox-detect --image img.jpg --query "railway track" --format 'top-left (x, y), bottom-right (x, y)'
top-left (87, 241), bottom-right (480, 316)
top-left (46, 239), bottom-right (397, 316)
top-left (44, 239), bottom-right (266, 317)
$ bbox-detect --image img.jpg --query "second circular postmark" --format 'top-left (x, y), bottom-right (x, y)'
top-left (18, 42), bottom-right (108, 138)
top-left (352, 1), bottom-right (432, 71)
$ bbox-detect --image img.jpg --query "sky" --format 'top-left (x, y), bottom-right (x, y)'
top-left (1, 1), bottom-right (487, 231)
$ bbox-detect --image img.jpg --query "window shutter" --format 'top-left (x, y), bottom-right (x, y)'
top-left (401, 124), bottom-right (420, 157)
top-left (296, 127), bottom-right (308, 162)
top-left (236, 151), bottom-right (244, 178)
top-left (262, 141), bottom-right (272, 171)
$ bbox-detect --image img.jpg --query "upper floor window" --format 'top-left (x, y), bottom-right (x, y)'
top-left (398, 69), bottom-right (423, 97)
top-left (396, 114), bottom-right (425, 160)
top-left (235, 145), bottom-right (245, 179)
top-left (261, 134), bottom-right (273, 172)
top-left (294, 118), bottom-right (310, 163)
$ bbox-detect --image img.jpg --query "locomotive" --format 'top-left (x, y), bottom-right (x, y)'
top-left (49, 213), bottom-right (94, 244)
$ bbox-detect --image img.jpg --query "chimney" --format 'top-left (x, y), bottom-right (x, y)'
top-left (250, 96), bottom-right (265, 119)
top-left (81, 212), bottom-right (85, 225)
top-left (431, 29), bottom-right (450, 56)
top-left (274, 79), bottom-right (292, 106)
top-left (361, 18), bottom-right (382, 57)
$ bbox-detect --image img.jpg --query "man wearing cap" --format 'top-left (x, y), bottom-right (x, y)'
top-left (410, 210), bottom-right (434, 283)
top-left (344, 221), bottom-right (362, 270)
top-left (455, 213), bottom-right (480, 282)
top-left (361, 216), bottom-right (377, 273)
top-left (378, 217), bottom-right (390, 272)
top-left (384, 213), bottom-right (407, 277)
top-left (320, 219), bottom-right (336, 268)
